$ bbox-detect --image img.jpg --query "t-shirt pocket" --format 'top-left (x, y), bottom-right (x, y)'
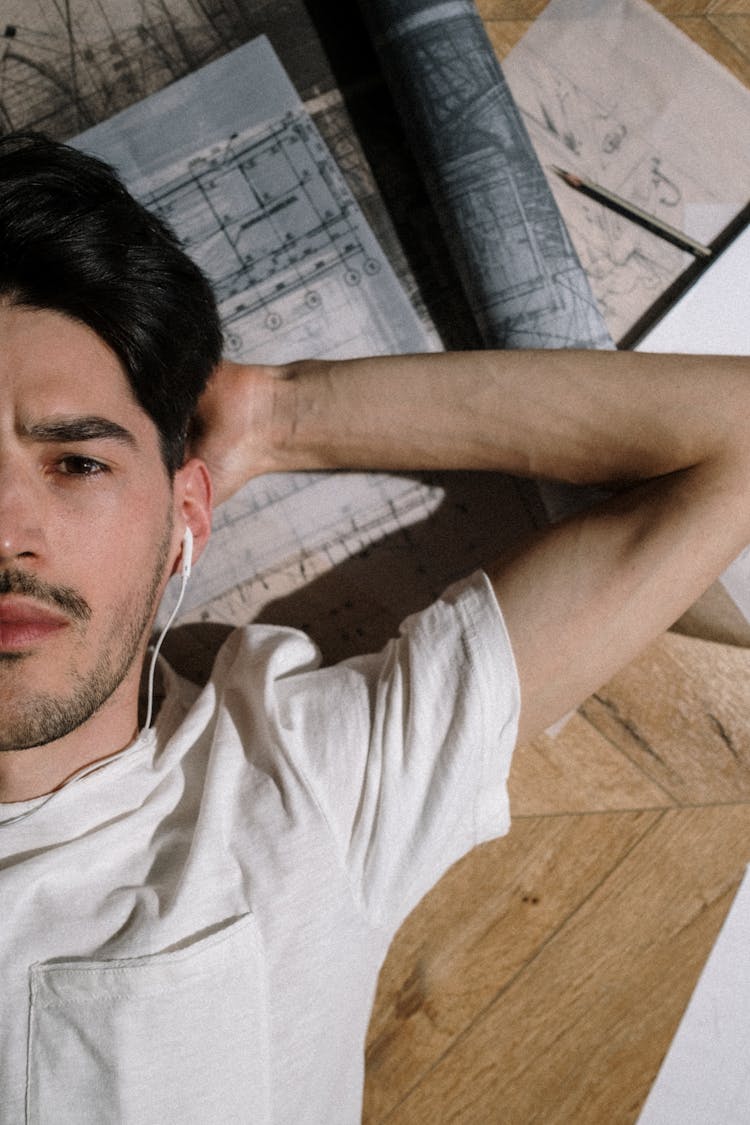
top-left (26, 913), bottom-right (269, 1125)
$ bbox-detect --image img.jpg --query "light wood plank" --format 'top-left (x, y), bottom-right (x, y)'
top-left (672, 15), bottom-right (750, 80)
top-left (482, 20), bottom-right (533, 59)
top-left (364, 811), bottom-right (660, 1121)
top-left (476, 1), bottom-right (549, 20)
top-left (381, 806), bottom-right (750, 1125)
top-left (652, 0), bottom-right (750, 13)
top-left (710, 13), bottom-right (750, 64)
top-left (710, 0), bottom-right (750, 15)
top-left (580, 633), bottom-right (750, 805)
top-left (509, 712), bottom-right (673, 815)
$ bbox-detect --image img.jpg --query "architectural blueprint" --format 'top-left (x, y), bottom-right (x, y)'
top-left (360, 0), bottom-right (613, 352)
top-left (0, 0), bottom-right (250, 136)
top-left (0, 1), bottom-right (328, 136)
top-left (503, 0), bottom-right (750, 344)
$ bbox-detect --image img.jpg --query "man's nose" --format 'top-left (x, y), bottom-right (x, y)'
top-left (0, 460), bottom-right (45, 561)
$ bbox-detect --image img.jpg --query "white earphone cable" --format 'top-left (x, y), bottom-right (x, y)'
top-left (142, 528), bottom-right (192, 732)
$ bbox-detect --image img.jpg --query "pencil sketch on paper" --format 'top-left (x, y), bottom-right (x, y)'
top-left (504, 51), bottom-right (700, 341)
top-left (502, 0), bottom-right (750, 343)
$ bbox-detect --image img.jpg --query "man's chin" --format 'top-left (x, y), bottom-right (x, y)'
top-left (0, 681), bottom-right (112, 753)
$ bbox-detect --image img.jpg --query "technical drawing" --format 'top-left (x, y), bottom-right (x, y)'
top-left (360, 0), bottom-right (613, 351)
top-left (140, 111), bottom-right (412, 362)
top-left (504, 49), bottom-right (704, 341)
top-left (0, 0), bottom-right (255, 137)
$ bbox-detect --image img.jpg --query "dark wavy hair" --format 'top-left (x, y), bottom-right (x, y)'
top-left (0, 131), bottom-right (223, 476)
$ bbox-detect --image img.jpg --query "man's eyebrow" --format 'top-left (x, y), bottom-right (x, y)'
top-left (22, 416), bottom-right (138, 448)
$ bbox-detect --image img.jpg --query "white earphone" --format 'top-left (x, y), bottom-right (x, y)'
top-left (181, 526), bottom-right (193, 578)
top-left (142, 527), bottom-right (194, 732)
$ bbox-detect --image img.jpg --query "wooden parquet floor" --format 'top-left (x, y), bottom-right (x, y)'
top-left (363, 5), bottom-right (750, 1122)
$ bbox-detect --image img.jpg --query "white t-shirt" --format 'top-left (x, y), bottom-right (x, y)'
top-left (0, 571), bottom-right (519, 1125)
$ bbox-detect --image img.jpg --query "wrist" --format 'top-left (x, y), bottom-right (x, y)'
top-left (271, 359), bottom-right (337, 472)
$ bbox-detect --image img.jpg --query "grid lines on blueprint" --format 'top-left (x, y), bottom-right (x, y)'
top-left (142, 113), bottom-right (383, 360)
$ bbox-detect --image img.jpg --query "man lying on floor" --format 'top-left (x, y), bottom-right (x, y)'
top-left (1, 132), bottom-right (748, 1124)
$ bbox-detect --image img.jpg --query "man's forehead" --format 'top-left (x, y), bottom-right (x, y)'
top-left (0, 303), bottom-right (154, 442)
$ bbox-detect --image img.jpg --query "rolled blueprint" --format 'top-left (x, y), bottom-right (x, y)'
top-left (359, 0), bottom-right (613, 350)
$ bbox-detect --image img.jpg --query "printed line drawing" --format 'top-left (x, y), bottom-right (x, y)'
top-left (0, 0), bottom-right (251, 136)
top-left (141, 112), bottom-right (397, 361)
top-left (361, 0), bottom-right (613, 351)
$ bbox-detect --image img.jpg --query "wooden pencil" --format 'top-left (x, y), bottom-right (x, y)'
top-left (551, 166), bottom-right (712, 258)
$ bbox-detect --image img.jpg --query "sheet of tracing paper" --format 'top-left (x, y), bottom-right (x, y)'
top-left (504, 0), bottom-right (750, 626)
top-left (72, 36), bottom-right (463, 653)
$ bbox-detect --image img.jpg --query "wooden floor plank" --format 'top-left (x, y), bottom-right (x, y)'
top-left (379, 806), bottom-right (750, 1125)
top-left (482, 20), bottom-right (533, 59)
top-left (476, 1), bottom-right (549, 20)
top-left (648, 0), bottom-right (739, 14)
top-left (710, 0), bottom-right (750, 16)
top-left (580, 633), bottom-right (750, 805)
top-left (364, 811), bottom-right (661, 1121)
top-left (710, 13), bottom-right (750, 64)
top-left (672, 15), bottom-right (750, 79)
top-left (509, 713), bottom-right (674, 816)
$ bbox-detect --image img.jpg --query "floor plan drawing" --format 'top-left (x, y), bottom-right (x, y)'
top-left (140, 111), bottom-right (420, 364)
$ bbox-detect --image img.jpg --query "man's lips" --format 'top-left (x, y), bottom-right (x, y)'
top-left (0, 598), bottom-right (70, 649)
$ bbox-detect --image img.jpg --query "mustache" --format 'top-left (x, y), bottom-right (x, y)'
top-left (0, 569), bottom-right (92, 623)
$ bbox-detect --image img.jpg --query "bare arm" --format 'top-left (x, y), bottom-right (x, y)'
top-left (194, 349), bottom-right (750, 742)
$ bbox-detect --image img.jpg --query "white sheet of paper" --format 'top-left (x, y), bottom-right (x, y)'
top-left (638, 866), bottom-right (750, 1124)
top-left (636, 224), bottom-right (750, 356)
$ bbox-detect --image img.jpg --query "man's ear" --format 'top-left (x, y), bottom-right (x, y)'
top-left (171, 457), bottom-right (213, 576)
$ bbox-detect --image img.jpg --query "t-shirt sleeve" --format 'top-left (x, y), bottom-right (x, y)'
top-left (271, 570), bottom-right (520, 929)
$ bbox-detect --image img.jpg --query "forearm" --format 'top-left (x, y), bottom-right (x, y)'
top-left (271, 349), bottom-right (750, 486)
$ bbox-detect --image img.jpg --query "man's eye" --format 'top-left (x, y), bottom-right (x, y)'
top-left (56, 455), bottom-right (109, 477)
